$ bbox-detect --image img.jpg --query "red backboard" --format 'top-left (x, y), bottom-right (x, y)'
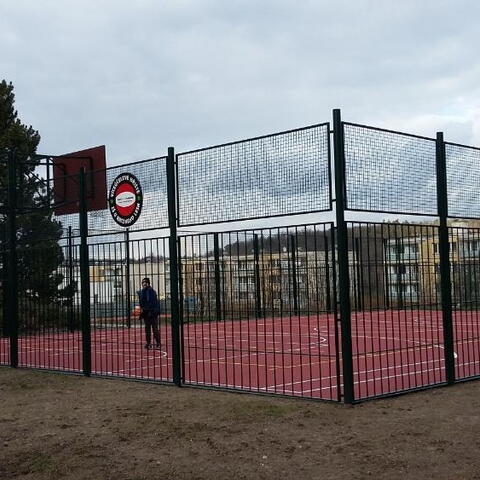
top-left (53, 145), bottom-right (107, 215)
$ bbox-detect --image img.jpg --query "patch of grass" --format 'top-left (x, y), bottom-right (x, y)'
top-left (228, 401), bottom-right (296, 421)
top-left (6, 380), bottom-right (38, 391)
top-left (27, 452), bottom-right (64, 477)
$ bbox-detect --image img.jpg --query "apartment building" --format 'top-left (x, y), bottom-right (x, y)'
top-left (384, 220), bottom-right (480, 307)
top-left (181, 249), bottom-right (334, 317)
top-left (58, 257), bottom-right (170, 318)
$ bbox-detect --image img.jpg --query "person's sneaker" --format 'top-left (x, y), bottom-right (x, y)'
top-left (145, 344), bottom-right (152, 350)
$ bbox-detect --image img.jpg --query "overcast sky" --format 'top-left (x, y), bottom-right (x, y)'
top-left (2, 0), bottom-right (480, 165)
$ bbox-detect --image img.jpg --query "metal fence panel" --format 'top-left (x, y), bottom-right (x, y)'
top-left (16, 242), bottom-right (83, 373)
top-left (344, 123), bottom-right (437, 215)
top-left (446, 143), bottom-right (480, 219)
top-left (53, 156), bottom-right (169, 236)
top-left (0, 239), bottom-right (9, 366)
top-left (179, 223), bottom-right (340, 401)
top-left (177, 124), bottom-right (332, 226)
top-left (347, 222), bottom-right (447, 400)
top-left (449, 226), bottom-right (480, 380)
top-left (89, 236), bottom-right (173, 382)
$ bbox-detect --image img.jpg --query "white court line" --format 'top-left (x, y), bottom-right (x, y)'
top-left (266, 355), bottom-right (480, 393)
top-left (297, 364), bottom-right (450, 396)
top-left (350, 332), bottom-right (457, 358)
top-left (267, 354), bottom-right (448, 390)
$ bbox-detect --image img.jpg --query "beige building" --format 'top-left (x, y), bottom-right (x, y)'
top-left (384, 219), bottom-right (480, 307)
top-left (181, 250), bottom-right (334, 318)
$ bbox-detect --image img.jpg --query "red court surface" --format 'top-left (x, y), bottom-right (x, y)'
top-left (1, 310), bottom-right (479, 401)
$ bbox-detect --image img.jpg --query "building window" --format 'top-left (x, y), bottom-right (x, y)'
top-left (239, 276), bottom-right (254, 285)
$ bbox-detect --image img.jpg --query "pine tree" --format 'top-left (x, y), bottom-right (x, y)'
top-left (1, 80), bottom-right (64, 332)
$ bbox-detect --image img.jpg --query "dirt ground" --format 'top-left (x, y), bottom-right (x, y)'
top-left (1, 368), bottom-right (480, 480)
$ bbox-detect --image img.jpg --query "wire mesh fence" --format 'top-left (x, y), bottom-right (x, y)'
top-left (343, 123), bottom-right (438, 215)
top-left (446, 143), bottom-right (480, 219)
top-left (177, 124), bottom-right (332, 226)
top-left (52, 156), bottom-right (169, 237)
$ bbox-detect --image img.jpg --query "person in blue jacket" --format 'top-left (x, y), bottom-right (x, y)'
top-left (138, 277), bottom-right (161, 350)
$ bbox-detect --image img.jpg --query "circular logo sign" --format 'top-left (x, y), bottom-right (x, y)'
top-left (108, 173), bottom-right (143, 227)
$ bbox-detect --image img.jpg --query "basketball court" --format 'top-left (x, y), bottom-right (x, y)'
top-left (2, 111), bottom-right (480, 403)
top-left (1, 309), bottom-right (479, 401)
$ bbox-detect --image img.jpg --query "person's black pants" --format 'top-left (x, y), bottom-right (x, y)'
top-left (143, 312), bottom-right (161, 346)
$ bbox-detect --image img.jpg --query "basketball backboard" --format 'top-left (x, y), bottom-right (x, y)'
top-left (53, 145), bottom-right (107, 215)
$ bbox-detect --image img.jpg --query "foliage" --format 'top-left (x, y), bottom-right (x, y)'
top-left (19, 301), bottom-right (81, 333)
top-left (0, 80), bottom-right (66, 332)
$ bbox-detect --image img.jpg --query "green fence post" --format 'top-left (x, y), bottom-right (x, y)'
top-left (67, 226), bottom-right (75, 332)
top-left (383, 238), bottom-right (390, 309)
top-left (167, 147), bottom-right (182, 386)
top-left (395, 237), bottom-right (404, 309)
top-left (333, 109), bottom-right (354, 404)
top-left (213, 233), bottom-right (222, 323)
top-left (7, 149), bottom-right (18, 368)
top-left (289, 234), bottom-right (299, 316)
top-left (324, 235), bottom-right (332, 313)
top-left (253, 234), bottom-right (263, 319)
top-left (125, 228), bottom-right (131, 328)
top-left (354, 237), bottom-right (364, 312)
top-left (79, 168), bottom-right (91, 377)
top-left (436, 131), bottom-right (455, 385)
top-left (177, 237), bottom-right (186, 382)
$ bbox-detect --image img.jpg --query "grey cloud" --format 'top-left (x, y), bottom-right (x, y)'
top-left (1, 0), bottom-right (480, 216)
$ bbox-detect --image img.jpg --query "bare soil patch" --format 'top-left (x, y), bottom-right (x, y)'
top-left (1, 367), bottom-right (480, 479)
